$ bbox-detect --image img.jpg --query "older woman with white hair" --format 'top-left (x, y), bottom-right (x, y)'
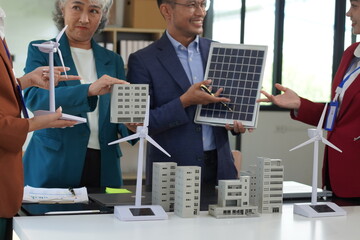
top-left (23, 0), bottom-right (136, 189)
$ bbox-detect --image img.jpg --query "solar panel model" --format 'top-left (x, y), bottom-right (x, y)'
top-left (195, 42), bottom-right (267, 128)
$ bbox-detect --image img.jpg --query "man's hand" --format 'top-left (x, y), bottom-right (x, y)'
top-left (225, 121), bottom-right (252, 134)
top-left (180, 79), bottom-right (230, 108)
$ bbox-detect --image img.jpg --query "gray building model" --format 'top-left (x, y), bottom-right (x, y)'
top-left (152, 157), bottom-right (283, 219)
top-left (174, 166), bottom-right (201, 218)
top-left (110, 84), bottom-right (148, 123)
top-left (152, 162), bottom-right (177, 212)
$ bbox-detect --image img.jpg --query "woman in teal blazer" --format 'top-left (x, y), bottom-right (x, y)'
top-left (22, 0), bottom-right (135, 188)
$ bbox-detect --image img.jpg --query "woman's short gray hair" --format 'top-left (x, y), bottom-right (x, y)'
top-left (53, 0), bottom-right (113, 33)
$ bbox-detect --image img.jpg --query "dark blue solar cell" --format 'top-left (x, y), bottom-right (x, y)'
top-left (229, 64), bottom-right (235, 71)
top-left (242, 65), bottom-right (248, 72)
top-left (218, 56), bottom-right (224, 62)
top-left (256, 58), bottom-right (263, 65)
top-left (213, 47), bottom-right (220, 54)
top-left (243, 58), bottom-right (249, 65)
top-left (237, 57), bottom-right (243, 64)
top-left (250, 58), bottom-right (257, 65)
top-left (234, 72), bottom-right (240, 79)
top-left (221, 71), bottom-right (227, 78)
top-left (254, 74), bottom-right (260, 81)
top-left (251, 51), bottom-right (258, 57)
top-left (219, 48), bottom-right (225, 54)
top-left (231, 88), bottom-right (237, 95)
top-left (245, 50), bottom-right (251, 56)
top-left (230, 57), bottom-right (237, 64)
top-left (249, 66), bottom-right (255, 72)
top-left (225, 49), bottom-right (232, 55)
top-left (215, 71), bottom-right (221, 78)
top-left (258, 51), bottom-right (264, 57)
top-left (239, 81), bottom-right (245, 87)
top-left (246, 81), bottom-right (253, 88)
top-left (224, 56), bottom-right (230, 62)
top-left (228, 72), bottom-right (234, 79)
top-left (250, 90), bottom-right (258, 97)
top-left (246, 114), bottom-right (253, 121)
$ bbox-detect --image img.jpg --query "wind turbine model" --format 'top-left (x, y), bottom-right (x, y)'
top-left (108, 95), bottom-right (170, 221)
top-left (32, 25), bottom-right (86, 123)
top-left (290, 103), bottom-right (345, 218)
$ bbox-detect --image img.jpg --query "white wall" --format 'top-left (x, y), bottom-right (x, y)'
top-left (238, 111), bottom-right (324, 187)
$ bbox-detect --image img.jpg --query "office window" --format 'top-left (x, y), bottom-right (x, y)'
top-left (243, 1), bottom-right (275, 98)
top-left (282, 0), bottom-right (334, 102)
top-left (212, 1), bottom-right (241, 44)
top-left (212, 0), bottom-right (339, 105)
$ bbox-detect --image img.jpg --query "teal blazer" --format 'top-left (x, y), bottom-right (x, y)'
top-left (23, 35), bottom-right (134, 188)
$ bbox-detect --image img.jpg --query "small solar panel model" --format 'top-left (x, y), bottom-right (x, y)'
top-left (195, 43), bottom-right (268, 128)
top-left (110, 84), bottom-right (149, 123)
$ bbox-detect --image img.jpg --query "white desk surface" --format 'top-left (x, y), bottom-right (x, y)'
top-left (13, 204), bottom-right (360, 240)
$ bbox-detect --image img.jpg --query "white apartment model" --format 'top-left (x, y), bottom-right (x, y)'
top-left (152, 162), bottom-right (177, 212)
top-left (174, 166), bottom-right (201, 218)
top-left (254, 157), bottom-right (284, 213)
top-left (208, 178), bottom-right (259, 218)
top-left (110, 84), bottom-right (148, 123)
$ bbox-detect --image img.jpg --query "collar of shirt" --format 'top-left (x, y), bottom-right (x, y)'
top-left (166, 31), bottom-right (200, 54)
top-left (0, 8), bottom-right (6, 40)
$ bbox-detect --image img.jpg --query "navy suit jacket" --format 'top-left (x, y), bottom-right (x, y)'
top-left (127, 34), bottom-right (238, 185)
top-left (23, 35), bottom-right (134, 188)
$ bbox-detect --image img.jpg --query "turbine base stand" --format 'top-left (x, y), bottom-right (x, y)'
top-left (34, 110), bottom-right (86, 124)
top-left (294, 202), bottom-right (346, 218)
top-left (114, 205), bottom-right (168, 221)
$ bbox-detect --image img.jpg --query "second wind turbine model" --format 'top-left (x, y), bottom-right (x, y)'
top-left (32, 25), bottom-right (86, 123)
top-left (108, 94), bottom-right (171, 221)
top-left (290, 103), bottom-right (345, 218)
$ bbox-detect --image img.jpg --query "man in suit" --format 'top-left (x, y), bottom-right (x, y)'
top-left (127, 0), bottom-right (247, 196)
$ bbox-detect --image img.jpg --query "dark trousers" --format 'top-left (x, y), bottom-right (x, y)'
top-left (200, 150), bottom-right (218, 210)
top-left (0, 218), bottom-right (12, 240)
top-left (80, 148), bottom-right (101, 188)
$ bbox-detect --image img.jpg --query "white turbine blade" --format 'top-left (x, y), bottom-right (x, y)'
top-left (321, 137), bottom-right (342, 153)
top-left (144, 95), bottom-right (150, 127)
top-left (317, 103), bottom-right (328, 131)
top-left (32, 43), bottom-right (54, 53)
top-left (56, 25), bottom-right (68, 43)
top-left (108, 133), bottom-right (140, 145)
top-left (289, 137), bottom-right (316, 151)
top-left (145, 135), bottom-right (171, 157)
top-left (57, 49), bottom-right (68, 78)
